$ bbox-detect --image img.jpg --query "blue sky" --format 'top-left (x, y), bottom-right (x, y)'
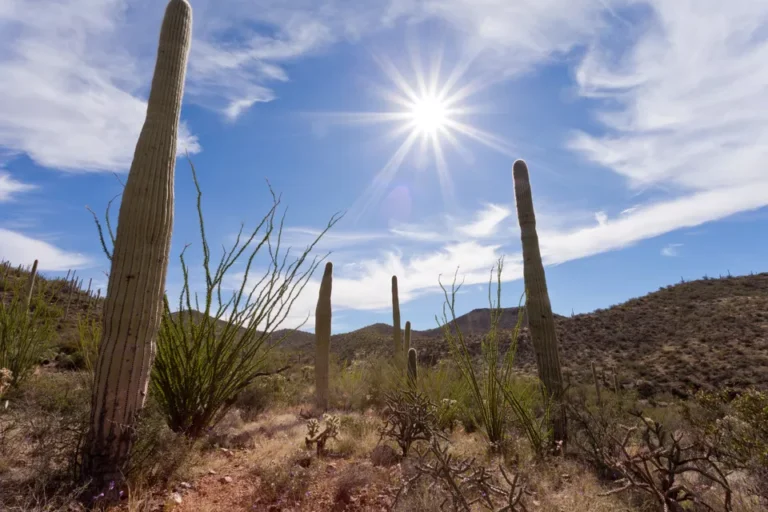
top-left (1, 0), bottom-right (768, 334)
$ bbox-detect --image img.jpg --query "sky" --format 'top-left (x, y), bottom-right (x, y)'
top-left (1, 0), bottom-right (768, 334)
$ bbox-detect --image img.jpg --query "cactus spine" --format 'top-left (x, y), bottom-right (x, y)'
top-left (315, 262), bottom-right (333, 411)
top-left (84, 0), bottom-right (192, 484)
top-left (512, 159), bottom-right (567, 446)
top-left (392, 275), bottom-right (402, 363)
top-left (404, 320), bottom-right (411, 358)
top-left (407, 347), bottom-right (418, 386)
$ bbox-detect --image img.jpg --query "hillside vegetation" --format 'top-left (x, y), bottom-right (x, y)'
top-left (4, 264), bottom-right (767, 399)
top-left (276, 272), bottom-right (768, 398)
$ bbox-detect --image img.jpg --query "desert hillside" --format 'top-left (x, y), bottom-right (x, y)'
top-left (4, 263), bottom-right (767, 398)
top-left (276, 272), bottom-right (768, 398)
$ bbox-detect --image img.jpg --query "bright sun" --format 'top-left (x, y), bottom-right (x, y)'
top-left (310, 49), bottom-right (513, 219)
top-left (409, 96), bottom-right (449, 134)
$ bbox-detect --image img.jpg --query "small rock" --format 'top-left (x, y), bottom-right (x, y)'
top-left (220, 476), bottom-right (233, 484)
top-left (170, 492), bottom-right (183, 505)
top-left (208, 469), bottom-right (217, 475)
top-left (179, 481), bottom-right (192, 489)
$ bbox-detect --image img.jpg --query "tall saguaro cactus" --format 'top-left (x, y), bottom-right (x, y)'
top-left (512, 159), bottom-right (567, 446)
top-left (315, 262), bottom-right (333, 411)
top-left (84, 0), bottom-right (192, 483)
top-left (392, 276), bottom-right (402, 361)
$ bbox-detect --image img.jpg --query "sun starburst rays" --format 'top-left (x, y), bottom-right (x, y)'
top-left (306, 48), bottom-right (514, 221)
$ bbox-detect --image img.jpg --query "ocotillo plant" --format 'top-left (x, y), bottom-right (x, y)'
top-left (512, 159), bottom-right (567, 446)
top-left (84, 0), bottom-right (192, 485)
top-left (407, 347), bottom-right (418, 386)
top-left (315, 262), bottom-right (333, 411)
top-left (404, 320), bottom-right (411, 357)
top-left (392, 275), bottom-right (402, 363)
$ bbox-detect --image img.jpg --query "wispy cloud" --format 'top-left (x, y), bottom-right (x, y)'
top-left (0, 171), bottom-right (35, 201)
top-left (266, 178), bottom-right (768, 329)
top-left (570, 0), bottom-right (768, 204)
top-left (455, 203), bottom-right (511, 238)
top-left (661, 243), bottom-right (682, 257)
top-left (0, 228), bottom-right (91, 271)
top-left (0, 0), bottom-right (622, 174)
top-left (0, 0), bottom-right (200, 172)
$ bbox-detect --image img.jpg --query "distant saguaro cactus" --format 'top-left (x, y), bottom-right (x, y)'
top-left (407, 347), bottom-right (418, 386)
top-left (315, 262), bottom-right (333, 411)
top-left (84, 0), bottom-right (192, 484)
top-left (25, 259), bottom-right (38, 309)
top-left (392, 276), bottom-right (402, 362)
top-left (591, 361), bottom-right (602, 405)
top-left (513, 159), bottom-right (567, 446)
top-left (404, 320), bottom-right (411, 357)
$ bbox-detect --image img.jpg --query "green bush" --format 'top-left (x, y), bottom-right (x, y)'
top-left (416, 360), bottom-right (471, 431)
top-left (234, 372), bottom-right (309, 421)
top-left (0, 281), bottom-right (55, 387)
top-left (330, 356), bottom-right (401, 411)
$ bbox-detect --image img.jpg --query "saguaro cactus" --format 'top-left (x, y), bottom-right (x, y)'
top-left (315, 262), bottom-right (333, 411)
top-left (512, 159), bottom-right (567, 446)
top-left (591, 361), bottom-right (602, 405)
top-left (84, 0), bottom-right (192, 484)
top-left (25, 259), bottom-right (38, 309)
top-left (407, 347), bottom-right (418, 386)
top-left (404, 320), bottom-right (411, 357)
top-left (392, 276), bottom-right (402, 361)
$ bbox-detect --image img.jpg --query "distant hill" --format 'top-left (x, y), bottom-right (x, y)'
top-left (277, 272), bottom-right (768, 398)
top-left (4, 260), bottom-right (767, 398)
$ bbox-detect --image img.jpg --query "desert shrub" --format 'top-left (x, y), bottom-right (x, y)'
top-left (438, 257), bottom-right (535, 451)
top-left (566, 390), bottom-right (630, 480)
top-left (569, 392), bottom-right (738, 511)
top-left (333, 463), bottom-right (378, 507)
top-left (417, 360), bottom-right (472, 432)
top-left (0, 281), bottom-right (55, 387)
top-left (122, 398), bottom-right (200, 487)
top-left (393, 435), bottom-right (531, 511)
top-left (145, 162), bottom-right (340, 438)
top-left (252, 461), bottom-right (311, 505)
top-left (379, 389), bottom-right (437, 456)
top-left (331, 356), bottom-right (401, 411)
top-left (234, 372), bottom-right (303, 422)
top-left (498, 374), bottom-right (553, 458)
top-left (687, 388), bottom-right (768, 503)
top-left (0, 372), bottom-right (90, 509)
top-left (74, 314), bottom-right (101, 376)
